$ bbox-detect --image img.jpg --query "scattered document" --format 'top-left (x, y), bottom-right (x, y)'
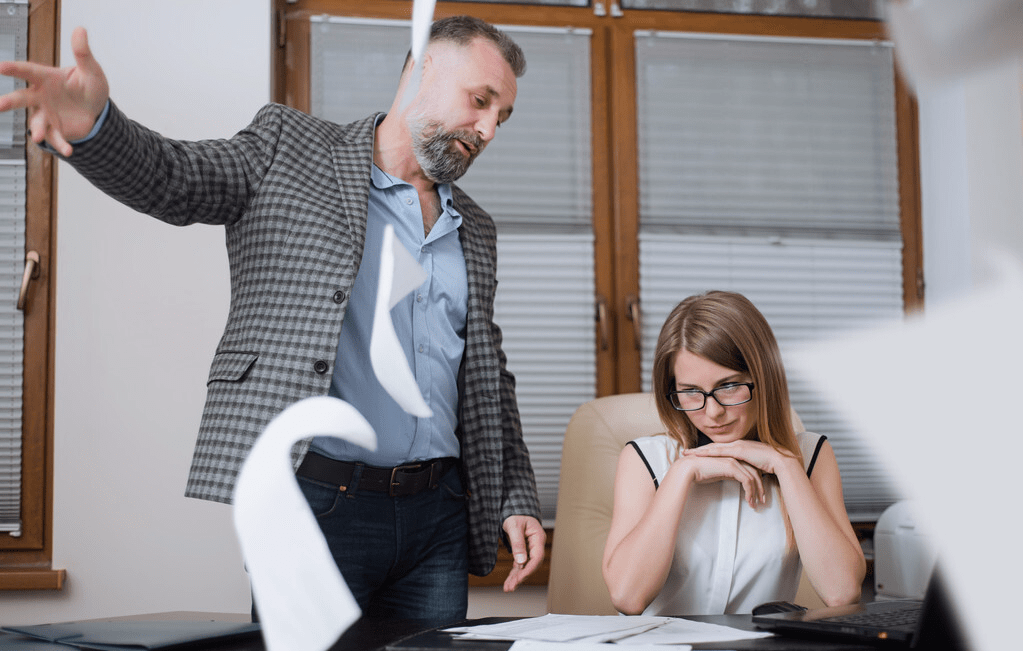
top-left (446, 614), bottom-right (772, 645)
top-left (398, 0), bottom-right (436, 111)
top-left (233, 397), bottom-right (374, 651)
top-left (370, 224), bottom-right (433, 418)
top-left (511, 641), bottom-right (688, 651)
top-left (886, 0), bottom-right (1023, 88)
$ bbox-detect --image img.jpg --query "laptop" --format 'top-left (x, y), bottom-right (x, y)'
top-left (752, 568), bottom-right (970, 649)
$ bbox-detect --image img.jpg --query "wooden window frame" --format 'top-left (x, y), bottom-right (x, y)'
top-left (270, 0), bottom-right (921, 588)
top-left (0, 0), bottom-right (64, 591)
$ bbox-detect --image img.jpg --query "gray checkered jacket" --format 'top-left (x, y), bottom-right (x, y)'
top-left (65, 101), bottom-right (541, 576)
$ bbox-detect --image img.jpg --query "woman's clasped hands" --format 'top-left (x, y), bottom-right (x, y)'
top-left (676, 439), bottom-right (799, 509)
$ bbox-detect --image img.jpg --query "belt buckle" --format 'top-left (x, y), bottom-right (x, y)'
top-left (389, 462), bottom-right (429, 497)
top-left (388, 466), bottom-right (402, 497)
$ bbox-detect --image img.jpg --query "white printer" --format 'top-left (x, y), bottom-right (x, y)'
top-left (873, 500), bottom-right (938, 600)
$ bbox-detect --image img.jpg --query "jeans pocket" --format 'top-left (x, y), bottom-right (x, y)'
top-left (297, 475), bottom-right (343, 517)
top-left (438, 467), bottom-right (467, 502)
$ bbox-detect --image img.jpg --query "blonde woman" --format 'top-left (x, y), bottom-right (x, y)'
top-left (602, 291), bottom-right (864, 615)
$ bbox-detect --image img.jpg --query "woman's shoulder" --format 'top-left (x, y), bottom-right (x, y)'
top-left (628, 434), bottom-right (680, 479)
top-left (795, 430), bottom-right (828, 474)
top-left (630, 433), bottom-right (676, 454)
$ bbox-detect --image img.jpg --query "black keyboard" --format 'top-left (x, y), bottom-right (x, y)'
top-left (823, 605), bottom-right (922, 628)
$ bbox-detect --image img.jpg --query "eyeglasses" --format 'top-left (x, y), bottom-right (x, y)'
top-left (666, 382), bottom-right (755, 412)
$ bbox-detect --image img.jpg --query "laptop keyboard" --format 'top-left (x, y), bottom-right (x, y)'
top-left (823, 605), bottom-right (922, 628)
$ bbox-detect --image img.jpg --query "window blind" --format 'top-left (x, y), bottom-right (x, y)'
top-left (309, 19), bottom-right (595, 524)
top-left (0, 0), bottom-right (28, 537)
top-left (635, 31), bottom-right (905, 520)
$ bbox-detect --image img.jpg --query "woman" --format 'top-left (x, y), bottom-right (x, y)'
top-left (602, 291), bottom-right (864, 615)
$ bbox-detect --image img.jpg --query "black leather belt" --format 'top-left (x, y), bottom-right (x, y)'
top-left (296, 451), bottom-right (457, 497)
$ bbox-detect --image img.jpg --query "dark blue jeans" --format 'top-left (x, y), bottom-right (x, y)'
top-left (295, 463), bottom-right (469, 626)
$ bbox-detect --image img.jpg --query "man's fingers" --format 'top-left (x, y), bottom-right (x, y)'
top-left (69, 27), bottom-right (98, 76)
top-left (0, 60), bottom-right (55, 88)
top-left (0, 86), bottom-right (34, 113)
top-left (505, 523), bottom-right (529, 567)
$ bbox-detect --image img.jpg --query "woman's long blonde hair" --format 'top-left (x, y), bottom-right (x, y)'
top-left (652, 291), bottom-right (801, 463)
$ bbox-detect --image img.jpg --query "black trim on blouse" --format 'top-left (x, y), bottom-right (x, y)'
top-left (627, 440), bottom-right (659, 489)
top-left (806, 434), bottom-right (828, 477)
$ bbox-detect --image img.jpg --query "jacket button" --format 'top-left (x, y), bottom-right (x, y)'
top-left (333, 290), bottom-right (346, 304)
top-left (313, 360), bottom-right (329, 374)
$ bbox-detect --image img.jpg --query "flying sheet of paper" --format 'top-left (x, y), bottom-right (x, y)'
top-left (886, 0), bottom-right (1023, 88)
top-left (232, 397), bottom-right (376, 651)
top-left (787, 257), bottom-right (1023, 651)
top-left (398, 0), bottom-right (437, 111)
top-left (370, 223), bottom-right (433, 418)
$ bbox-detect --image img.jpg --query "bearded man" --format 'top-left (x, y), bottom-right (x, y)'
top-left (0, 14), bottom-right (545, 625)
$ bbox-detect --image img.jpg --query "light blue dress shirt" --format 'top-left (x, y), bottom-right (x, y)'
top-left (309, 163), bottom-right (468, 467)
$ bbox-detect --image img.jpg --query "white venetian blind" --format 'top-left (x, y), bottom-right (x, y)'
top-left (635, 31), bottom-right (905, 520)
top-left (0, 0), bottom-right (28, 537)
top-left (309, 19), bottom-right (595, 524)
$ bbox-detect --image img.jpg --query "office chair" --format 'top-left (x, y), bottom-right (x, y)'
top-left (546, 392), bottom-right (824, 614)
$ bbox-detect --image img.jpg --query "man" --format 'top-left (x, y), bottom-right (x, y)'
top-left (0, 15), bottom-right (545, 624)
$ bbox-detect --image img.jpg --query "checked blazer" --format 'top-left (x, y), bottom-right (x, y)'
top-left (64, 101), bottom-right (542, 576)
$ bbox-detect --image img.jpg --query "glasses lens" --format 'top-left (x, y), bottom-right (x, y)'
top-left (670, 391), bottom-right (705, 411)
top-left (712, 383), bottom-right (752, 406)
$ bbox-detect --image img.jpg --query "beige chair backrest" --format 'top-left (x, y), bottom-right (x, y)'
top-left (546, 392), bottom-right (820, 615)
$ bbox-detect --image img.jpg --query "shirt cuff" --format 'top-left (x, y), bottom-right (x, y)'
top-left (70, 99), bottom-right (111, 145)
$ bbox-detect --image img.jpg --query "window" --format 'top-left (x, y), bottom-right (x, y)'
top-left (275, 0), bottom-right (921, 579)
top-left (0, 0), bottom-right (62, 590)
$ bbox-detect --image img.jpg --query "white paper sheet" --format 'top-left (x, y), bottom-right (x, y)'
top-left (511, 641), bottom-right (690, 651)
top-left (447, 614), bottom-right (770, 645)
top-left (370, 223), bottom-right (433, 418)
top-left (398, 0), bottom-right (437, 111)
top-left (887, 0), bottom-right (1023, 88)
top-left (787, 255), bottom-right (1023, 651)
top-left (232, 396), bottom-right (376, 651)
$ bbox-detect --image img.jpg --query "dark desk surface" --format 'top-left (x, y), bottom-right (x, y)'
top-left (0, 614), bottom-right (883, 651)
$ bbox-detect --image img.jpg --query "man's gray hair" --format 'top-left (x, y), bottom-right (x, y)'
top-left (405, 15), bottom-right (526, 78)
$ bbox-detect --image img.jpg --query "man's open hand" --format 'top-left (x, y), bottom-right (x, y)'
top-left (0, 26), bottom-right (109, 157)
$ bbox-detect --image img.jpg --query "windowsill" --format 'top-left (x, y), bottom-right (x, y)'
top-left (0, 568), bottom-right (66, 590)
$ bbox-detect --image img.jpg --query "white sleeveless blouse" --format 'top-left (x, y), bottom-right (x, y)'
top-left (630, 431), bottom-right (826, 616)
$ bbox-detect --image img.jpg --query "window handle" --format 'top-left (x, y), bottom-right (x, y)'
top-left (595, 295), bottom-right (609, 351)
top-left (626, 294), bottom-right (642, 351)
top-left (17, 250), bottom-right (40, 311)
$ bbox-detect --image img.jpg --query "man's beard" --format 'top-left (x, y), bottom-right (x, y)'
top-left (409, 118), bottom-right (483, 184)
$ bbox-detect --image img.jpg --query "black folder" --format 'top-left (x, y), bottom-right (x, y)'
top-left (0, 620), bottom-right (261, 650)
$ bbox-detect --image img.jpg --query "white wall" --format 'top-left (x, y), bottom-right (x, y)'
top-left (1, 0), bottom-right (269, 624)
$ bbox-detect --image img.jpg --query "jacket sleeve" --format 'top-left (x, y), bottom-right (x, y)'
top-left (57, 100), bottom-right (285, 227)
top-left (491, 290), bottom-right (543, 524)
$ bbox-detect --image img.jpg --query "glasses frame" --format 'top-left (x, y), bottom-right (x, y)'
top-left (666, 382), bottom-right (755, 412)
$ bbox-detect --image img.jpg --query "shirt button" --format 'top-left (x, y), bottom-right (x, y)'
top-left (313, 360), bottom-right (329, 374)
top-left (418, 344), bottom-right (425, 353)
top-left (416, 294), bottom-right (423, 303)
top-left (333, 290), bottom-right (346, 304)
top-left (405, 197), bottom-right (414, 205)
